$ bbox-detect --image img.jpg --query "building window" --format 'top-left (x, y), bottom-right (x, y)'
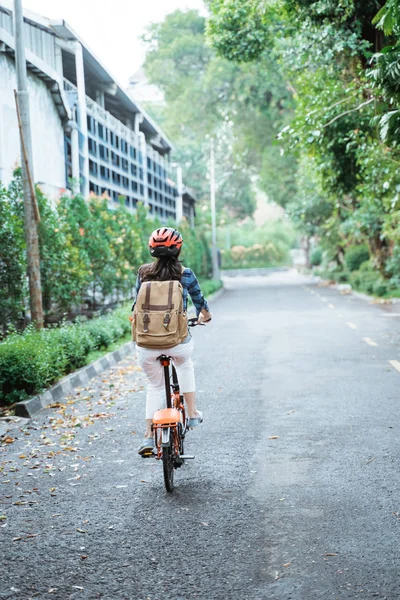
top-left (100, 166), bottom-right (109, 180)
top-left (110, 132), bottom-right (119, 149)
top-left (87, 116), bottom-right (96, 134)
top-left (130, 147), bottom-right (136, 160)
top-left (149, 189), bottom-right (153, 199)
top-left (147, 173), bottom-right (152, 185)
top-left (98, 124), bottom-right (108, 141)
top-left (131, 163), bottom-right (137, 177)
top-left (121, 158), bottom-right (129, 172)
top-left (99, 145), bottom-right (109, 160)
top-left (139, 168), bottom-right (143, 180)
top-left (140, 184), bottom-right (144, 195)
top-left (89, 160), bottom-right (98, 176)
top-left (131, 181), bottom-right (138, 192)
top-left (111, 152), bottom-right (120, 167)
top-left (121, 140), bottom-right (128, 154)
top-left (88, 138), bottom-right (97, 156)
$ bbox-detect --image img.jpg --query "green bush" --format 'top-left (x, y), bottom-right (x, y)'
top-left (52, 324), bottom-right (94, 370)
top-left (0, 327), bottom-right (67, 403)
top-left (310, 247), bottom-right (323, 267)
top-left (199, 279), bottom-right (223, 297)
top-left (345, 245), bottom-right (370, 272)
top-left (0, 305), bottom-right (134, 404)
top-left (373, 279), bottom-right (390, 297)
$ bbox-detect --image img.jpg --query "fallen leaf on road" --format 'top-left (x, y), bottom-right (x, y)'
top-left (72, 586), bottom-right (84, 590)
top-left (325, 553), bottom-right (338, 557)
top-left (268, 436), bottom-right (279, 440)
top-left (201, 522), bottom-right (209, 526)
top-left (80, 555), bottom-right (88, 560)
top-left (12, 537), bottom-right (23, 541)
top-left (26, 533), bottom-right (38, 539)
top-left (140, 480), bottom-right (149, 483)
top-left (366, 457), bottom-right (376, 464)
top-left (283, 562), bottom-right (291, 567)
top-left (3, 437), bottom-right (14, 444)
top-left (76, 528), bottom-right (86, 534)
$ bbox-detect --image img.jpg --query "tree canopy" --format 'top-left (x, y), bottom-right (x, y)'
top-left (141, 9), bottom-right (294, 219)
top-left (207, 0), bottom-right (400, 289)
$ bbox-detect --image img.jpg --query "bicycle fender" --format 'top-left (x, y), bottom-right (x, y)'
top-left (161, 428), bottom-right (170, 447)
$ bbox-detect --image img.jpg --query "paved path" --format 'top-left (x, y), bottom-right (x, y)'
top-left (1, 271), bottom-right (400, 599)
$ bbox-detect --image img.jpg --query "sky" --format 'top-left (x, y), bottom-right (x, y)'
top-left (22, 0), bottom-right (207, 85)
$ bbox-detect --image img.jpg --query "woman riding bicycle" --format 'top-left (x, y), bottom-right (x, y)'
top-left (134, 227), bottom-right (212, 455)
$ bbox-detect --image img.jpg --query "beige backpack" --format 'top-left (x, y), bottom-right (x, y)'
top-left (132, 278), bottom-right (188, 349)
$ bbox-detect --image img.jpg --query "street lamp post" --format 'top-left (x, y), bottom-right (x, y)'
top-left (209, 138), bottom-right (220, 281)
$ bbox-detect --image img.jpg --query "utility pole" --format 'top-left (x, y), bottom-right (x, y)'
top-left (13, 0), bottom-right (43, 328)
top-left (209, 137), bottom-right (220, 281)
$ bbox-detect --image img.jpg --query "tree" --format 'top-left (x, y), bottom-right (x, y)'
top-left (142, 9), bottom-right (294, 218)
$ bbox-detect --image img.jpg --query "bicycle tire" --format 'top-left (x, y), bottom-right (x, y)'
top-left (163, 430), bottom-right (174, 493)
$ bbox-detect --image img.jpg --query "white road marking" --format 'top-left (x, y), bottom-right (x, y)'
top-left (347, 322), bottom-right (357, 330)
top-left (389, 360), bottom-right (400, 373)
top-left (328, 303), bottom-right (335, 309)
top-left (321, 297), bottom-right (328, 302)
top-left (383, 314), bottom-right (400, 318)
top-left (363, 337), bottom-right (378, 347)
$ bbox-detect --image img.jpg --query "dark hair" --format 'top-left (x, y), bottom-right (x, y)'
top-left (139, 257), bottom-right (182, 282)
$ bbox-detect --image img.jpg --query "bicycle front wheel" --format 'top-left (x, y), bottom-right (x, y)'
top-left (162, 431), bottom-right (174, 493)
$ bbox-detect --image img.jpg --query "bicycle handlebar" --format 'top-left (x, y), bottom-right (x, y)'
top-left (188, 317), bottom-right (209, 327)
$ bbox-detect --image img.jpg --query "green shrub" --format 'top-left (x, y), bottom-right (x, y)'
top-left (199, 279), bottom-right (223, 297)
top-left (0, 327), bottom-right (67, 403)
top-left (0, 305), bottom-right (133, 404)
top-left (52, 324), bottom-right (94, 370)
top-left (310, 247), bottom-right (323, 267)
top-left (373, 279), bottom-right (390, 297)
top-left (345, 245), bottom-right (370, 272)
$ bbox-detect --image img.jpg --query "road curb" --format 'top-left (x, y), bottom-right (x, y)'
top-left (309, 275), bottom-right (400, 305)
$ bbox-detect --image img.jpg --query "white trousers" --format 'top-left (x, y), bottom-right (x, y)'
top-left (137, 339), bottom-right (195, 419)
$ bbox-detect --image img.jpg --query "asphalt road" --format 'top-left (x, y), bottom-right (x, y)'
top-left (1, 271), bottom-right (400, 600)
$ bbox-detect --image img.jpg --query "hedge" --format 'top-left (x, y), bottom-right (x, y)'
top-left (0, 306), bottom-right (131, 405)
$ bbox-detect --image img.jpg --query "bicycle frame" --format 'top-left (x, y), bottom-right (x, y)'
top-left (152, 355), bottom-right (187, 461)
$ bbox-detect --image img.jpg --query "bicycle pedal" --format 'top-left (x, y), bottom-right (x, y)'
top-left (180, 455), bottom-right (195, 460)
top-left (141, 451), bottom-right (156, 458)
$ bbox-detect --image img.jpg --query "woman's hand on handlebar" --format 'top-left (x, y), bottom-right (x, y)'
top-left (198, 309), bottom-right (212, 324)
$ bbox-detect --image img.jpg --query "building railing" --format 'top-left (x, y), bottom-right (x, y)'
top-left (63, 78), bottom-right (178, 189)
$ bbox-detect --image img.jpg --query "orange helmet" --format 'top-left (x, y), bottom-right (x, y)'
top-left (148, 227), bottom-right (183, 257)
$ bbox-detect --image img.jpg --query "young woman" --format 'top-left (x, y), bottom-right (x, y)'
top-left (135, 227), bottom-right (212, 455)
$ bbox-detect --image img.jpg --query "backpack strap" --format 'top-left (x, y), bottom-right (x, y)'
top-left (141, 281), bottom-right (175, 311)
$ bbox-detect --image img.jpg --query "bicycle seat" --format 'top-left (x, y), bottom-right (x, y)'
top-left (153, 408), bottom-right (181, 426)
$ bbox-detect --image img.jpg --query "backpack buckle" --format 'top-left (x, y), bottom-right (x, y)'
top-left (143, 313), bottom-right (150, 333)
top-left (163, 312), bottom-right (171, 329)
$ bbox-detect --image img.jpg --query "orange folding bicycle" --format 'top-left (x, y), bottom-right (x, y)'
top-left (142, 318), bottom-right (204, 492)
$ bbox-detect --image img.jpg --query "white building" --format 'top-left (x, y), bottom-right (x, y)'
top-left (0, 0), bottom-right (196, 223)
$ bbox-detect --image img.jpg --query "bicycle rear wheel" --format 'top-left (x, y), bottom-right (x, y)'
top-left (163, 430), bottom-right (174, 493)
